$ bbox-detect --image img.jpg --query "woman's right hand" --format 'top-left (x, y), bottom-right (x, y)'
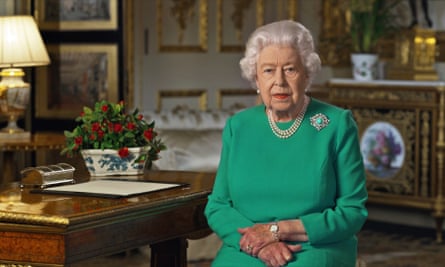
top-left (257, 242), bottom-right (301, 267)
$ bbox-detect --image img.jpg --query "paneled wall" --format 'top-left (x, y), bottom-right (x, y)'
top-left (131, 0), bottom-right (445, 112)
top-left (131, 0), bottom-right (323, 111)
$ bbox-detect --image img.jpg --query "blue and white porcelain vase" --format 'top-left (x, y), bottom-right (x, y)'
top-left (81, 147), bottom-right (150, 177)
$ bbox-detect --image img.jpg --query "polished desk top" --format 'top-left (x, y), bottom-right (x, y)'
top-left (0, 170), bottom-right (214, 227)
top-left (0, 170), bottom-right (215, 266)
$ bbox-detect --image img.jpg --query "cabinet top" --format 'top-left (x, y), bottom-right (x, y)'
top-left (329, 78), bottom-right (445, 87)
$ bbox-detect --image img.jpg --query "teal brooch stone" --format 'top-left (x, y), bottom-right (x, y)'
top-left (310, 113), bottom-right (329, 131)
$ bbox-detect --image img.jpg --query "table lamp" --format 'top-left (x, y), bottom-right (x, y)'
top-left (0, 15), bottom-right (50, 141)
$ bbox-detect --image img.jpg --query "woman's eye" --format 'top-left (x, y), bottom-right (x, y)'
top-left (262, 68), bottom-right (275, 76)
top-left (284, 67), bottom-right (297, 77)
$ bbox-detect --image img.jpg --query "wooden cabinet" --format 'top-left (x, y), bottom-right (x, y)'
top-left (326, 79), bottom-right (445, 242)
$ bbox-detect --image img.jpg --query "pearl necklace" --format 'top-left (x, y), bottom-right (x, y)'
top-left (267, 96), bottom-right (309, 139)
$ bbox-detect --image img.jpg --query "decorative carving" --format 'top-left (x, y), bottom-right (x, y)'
top-left (329, 79), bottom-right (445, 242)
top-left (157, 0), bottom-right (208, 52)
top-left (433, 85), bottom-right (445, 242)
top-left (387, 28), bottom-right (439, 80)
top-left (420, 111), bottom-right (431, 197)
top-left (230, 0), bottom-right (254, 42)
top-left (170, 0), bottom-right (197, 44)
top-left (331, 88), bottom-right (435, 103)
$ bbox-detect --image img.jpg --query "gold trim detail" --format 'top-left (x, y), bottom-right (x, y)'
top-left (0, 211), bottom-right (69, 226)
top-left (216, 89), bottom-right (259, 109)
top-left (433, 85), bottom-right (445, 243)
top-left (157, 0), bottom-right (208, 52)
top-left (354, 109), bottom-right (416, 195)
top-left (420, 111), bottom-right (430, 197)
top-left (217, 0), bottom-right (298, 52)
top-left (36, 0), bottom-right (118, 30)
top-left (156, 89), bottom-right (207, 111)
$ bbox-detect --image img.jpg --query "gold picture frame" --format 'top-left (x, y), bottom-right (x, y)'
top-left (157, 0), bottom-right (208, 52)
top-left (35, 44), bottom-right (118, 119)
top-left (355, 110), bottom-right (415, 195)
top-left (35, 0), bottom-right (118, 30)
top-left (217, 0), bottom-right (298, 52)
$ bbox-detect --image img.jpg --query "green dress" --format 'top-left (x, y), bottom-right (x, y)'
top-left (204, 98), bottom-right (368, 267)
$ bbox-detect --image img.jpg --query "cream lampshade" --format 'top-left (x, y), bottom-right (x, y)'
top-left (0, 15), bottom-right (50, 141)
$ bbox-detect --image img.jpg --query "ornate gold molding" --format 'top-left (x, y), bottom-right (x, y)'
top-left (156, 89), bottom-right (207, 111)
top-left (157, 0), bottom-right (208, 52)
top-left (0, 211), bottom-right (68, 226)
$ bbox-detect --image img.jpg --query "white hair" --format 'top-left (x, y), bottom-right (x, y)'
top-left (239, 20), bottom-right (321, 90)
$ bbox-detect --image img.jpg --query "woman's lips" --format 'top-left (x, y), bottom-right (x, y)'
top-left (273, 94), bottom-right (289, 99)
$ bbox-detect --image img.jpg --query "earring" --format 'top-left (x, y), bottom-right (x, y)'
top-left (256, 89), bottom-right (260, 94)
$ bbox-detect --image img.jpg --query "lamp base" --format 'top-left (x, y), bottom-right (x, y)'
top-left (0, 131), bottom-right (30, 142)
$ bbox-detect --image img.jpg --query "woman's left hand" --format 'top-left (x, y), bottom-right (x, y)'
top-left (238, 223), bottom-right (276, 257)
top-left (257, 242), bottom-right (301, 267)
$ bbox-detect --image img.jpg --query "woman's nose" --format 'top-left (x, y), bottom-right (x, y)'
top-left (274, 70), bottom-right (285, 86)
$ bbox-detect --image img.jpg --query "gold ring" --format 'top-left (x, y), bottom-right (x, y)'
top-left (246, 245), bottom-right (253, 252)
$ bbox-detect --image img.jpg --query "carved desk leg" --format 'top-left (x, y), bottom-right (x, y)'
top-left (151, 238), bottom-right (187, 267)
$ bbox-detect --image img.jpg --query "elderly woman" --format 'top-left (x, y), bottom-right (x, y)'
top-left (204, 20), bottom-right (368, 267)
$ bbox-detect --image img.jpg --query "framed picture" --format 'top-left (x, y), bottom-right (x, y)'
top-left (354, 109), bottom-right (416, 195)
top-left (35, 44), bottom-right (118, 119)
top-left (157, 0), bottom-right (208, 52)
top-left (217, 0), bottom-right (298, 52)
top-left (360, 121), bottom-right (405, 179)
top-left (36, 0), bottom-right (118, 30)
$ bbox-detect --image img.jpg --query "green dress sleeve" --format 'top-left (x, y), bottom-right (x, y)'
top-left (300, 110), bottom-right (368, 245)
top-left (204, 117), bottom-right (252, 250)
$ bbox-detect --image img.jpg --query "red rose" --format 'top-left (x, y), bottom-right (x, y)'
top-left (118, 147), bottom-right (129, 158)
top-left (91, 122), bottom-right (101, 132)
top-left (74, 136), bottom-right (83, 145)
top-left (137, 114), bottom-right (143, 120)
top-left (101, 105), bottom-right (108, 112)
top-left (114, 123), bottom-right (123, 133)
top-left (89, 134), bottom-right (96, 141)
top-left (144, 128), bottom-right (154, 141)
top-left (127, 122), bottom-right (136, 130)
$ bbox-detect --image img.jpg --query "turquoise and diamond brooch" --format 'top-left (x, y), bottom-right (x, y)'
top-left (310, 113), bottom-right (330, 131)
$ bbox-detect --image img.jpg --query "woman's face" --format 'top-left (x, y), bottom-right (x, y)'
top-left (255, 45), bottom-right (308, 115)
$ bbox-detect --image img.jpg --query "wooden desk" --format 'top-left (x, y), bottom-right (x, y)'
top-left (0, 170), bottom-right (214, 267)
top-left (0, 132), bottom-right (66, 184)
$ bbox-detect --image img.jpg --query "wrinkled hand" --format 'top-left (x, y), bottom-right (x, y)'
top-left (257, 242), bottom-right (301, 267)
top-left (238, 224), bottom-right (276, 257)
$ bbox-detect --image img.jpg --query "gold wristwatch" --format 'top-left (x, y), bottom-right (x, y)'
top-left (269, 223), bottom-right (279, 241)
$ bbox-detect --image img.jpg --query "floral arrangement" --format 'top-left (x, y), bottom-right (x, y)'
top-left (365, 129), bottom-right (402, 169)
top-left (61, 100), bottom-right (166, 168)
top-left (349, 0), bottom-right (402, 53)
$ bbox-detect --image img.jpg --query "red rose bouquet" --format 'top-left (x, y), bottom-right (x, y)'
top-left (61, 100), bottom-right (165, 168)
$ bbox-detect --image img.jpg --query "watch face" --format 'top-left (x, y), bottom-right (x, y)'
top-left (270, 224), bottom-right (278, 232)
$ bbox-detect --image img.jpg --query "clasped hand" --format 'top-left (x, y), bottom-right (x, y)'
top-left (238, 224), bottom-right (301, 267)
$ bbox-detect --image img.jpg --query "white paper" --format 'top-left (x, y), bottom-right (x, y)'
top-left (43, 179), bottom-right (183, 197)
